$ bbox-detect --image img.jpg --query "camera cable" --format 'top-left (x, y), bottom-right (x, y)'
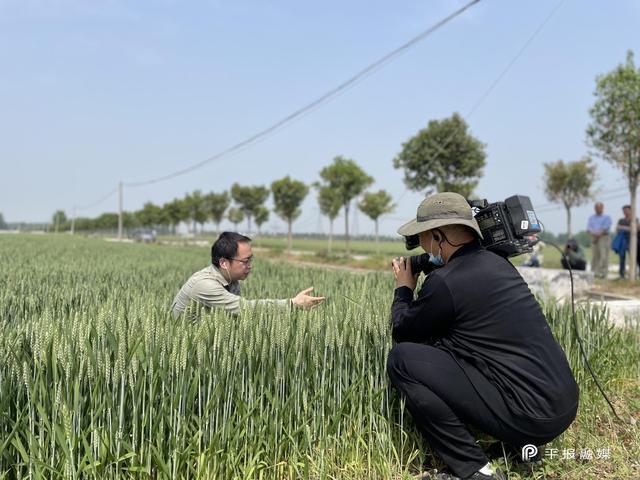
top-left (547, 241), bottom-right (631, 424)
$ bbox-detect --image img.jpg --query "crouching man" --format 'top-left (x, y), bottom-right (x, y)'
top-left (387, 192), bottom-right (579, 480)
top-left (172, 231), bottom-right (324, 319)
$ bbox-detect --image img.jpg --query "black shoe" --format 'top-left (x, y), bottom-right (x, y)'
top-left (421, 468), bottom-right (506, 480)
top-left (461, 470), bottom-right (507, 480)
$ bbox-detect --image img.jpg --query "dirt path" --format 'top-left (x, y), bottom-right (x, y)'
top-left (590, 280), bottom-right (640, 299)
top-left (162, 239), bottom-right (640, 298)
top-left (263, 256), bottom-right (381, 274)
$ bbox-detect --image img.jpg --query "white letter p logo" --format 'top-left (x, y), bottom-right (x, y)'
top-left (521, 444), bottom-right (538, 462)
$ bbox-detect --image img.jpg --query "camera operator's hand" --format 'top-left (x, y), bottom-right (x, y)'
top-left (291, 287), bottom-right (325, 309)
top-left (392, 257), bottom-right (419, 291)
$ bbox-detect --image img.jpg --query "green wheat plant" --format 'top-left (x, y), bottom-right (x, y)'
top-left (0, 235), bottom-right (637, 479)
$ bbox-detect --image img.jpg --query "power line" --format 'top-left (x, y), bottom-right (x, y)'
top-left (391, 0), bottom-right (566, 208)
top-left (534, 184), bottom-right (630, 212)
top-left (536, 190), bottom-right (631, 214)
top-left (465, 0), bottom-right (566, 119)
top-left (75, 188), bottom-right (118, 211)
top-left (123, 0), bottom-right (482, 188)
top-left (76, 0), bottom-right (570, 237)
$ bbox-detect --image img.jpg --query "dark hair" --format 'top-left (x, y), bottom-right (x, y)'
top-left (623, 204), bottom-right (631, 209)
top-left (211, 232), bottom-right (252, 267)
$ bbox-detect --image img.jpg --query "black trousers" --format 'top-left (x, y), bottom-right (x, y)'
top-left (387, 343), bottom-right (566, 479)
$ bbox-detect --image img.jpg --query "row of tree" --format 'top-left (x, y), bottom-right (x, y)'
top-left (54, 110), bottom-right (490, 254)
top-left (47, 50), bottom-right (638, 271)
top-left (54, 156), bottom-right (400, 255)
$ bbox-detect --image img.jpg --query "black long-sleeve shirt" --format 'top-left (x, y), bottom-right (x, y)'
top-left (391, 242), bottom-right (579, 431)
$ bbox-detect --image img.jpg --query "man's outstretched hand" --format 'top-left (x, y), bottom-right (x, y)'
top-left (292, 287), bottom-right (325, 309)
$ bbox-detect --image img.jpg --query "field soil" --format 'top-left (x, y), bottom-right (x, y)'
top-left (590, 279), bottom-right (640, 299)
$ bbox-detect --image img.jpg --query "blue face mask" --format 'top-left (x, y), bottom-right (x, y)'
top-left (428, 252), bottom-right (445, 266)
top-left (429, 236), bottom-right (445, 266)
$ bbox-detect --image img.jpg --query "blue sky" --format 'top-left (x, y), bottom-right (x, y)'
top-left (1, 0), bottom-right (639, 236)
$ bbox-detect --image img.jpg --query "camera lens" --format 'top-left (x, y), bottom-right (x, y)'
top-left (410, 253), bottom-right (433, 274)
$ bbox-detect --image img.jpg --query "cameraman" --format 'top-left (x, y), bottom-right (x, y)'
top-left (387, 193), bottom-right (578, 480)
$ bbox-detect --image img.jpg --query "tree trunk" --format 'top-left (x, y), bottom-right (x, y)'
top-left (247, 215), bottom-right (252, 235)
top-left (375, 218), bottom-right (379, 254)
top-left (630, 182), bottom-right (638, 281)
top-left (328, 219), bottom-right (333, 255)
top-left (344, 203), bottom-right (350, 257)
top-left (215, 221), bottom-right (221, 238)
top-left (287, 218), bottom-right (292, 254)
top-left (565, 204), bottom-right (572, 239)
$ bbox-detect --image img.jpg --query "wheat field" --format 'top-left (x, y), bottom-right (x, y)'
top-left (0, 235), bottom-right (637, 479)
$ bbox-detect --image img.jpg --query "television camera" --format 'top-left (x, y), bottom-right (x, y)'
top-left (400, 195), bottom-right (542, 274)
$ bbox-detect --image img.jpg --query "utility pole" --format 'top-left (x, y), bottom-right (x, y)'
top-left (118, 181), bottom-right (123, 240)
top-left (71, 206), bottom-right (76, 235)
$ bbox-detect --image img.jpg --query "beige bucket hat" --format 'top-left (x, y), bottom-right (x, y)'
top-left (397, 192), bottom-right (483, 238)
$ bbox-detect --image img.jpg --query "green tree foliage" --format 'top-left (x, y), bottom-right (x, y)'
top-left (231, 183), bottom-right (270, 234)
top-left (271, 176), bottom-right (309, 252)
top-left (253, 206), bottom-right (269, 236)
top-left (358, 190), bottom-right (395, 251)
top-left (163, 198), bottom-right (186, 235)
top-left (69, 212), bottom-right (136, 232)
top-left (96, 213), bottom-right (119, 230)
top-left (136, 202), bottom-right (164, 228)
top-left (184, 190), bottom-right (208, 234)
top-left (227, 207), bottom-right (245, 231)
top-left (204, 191), bottom-right (230, 235)
top-left (51, 210), bottom-right (67, 233)
top-left (317, 186), bottom-right (342, 254)
top-left (393, 112), bottom-right (486, 197)
top-left (587, 50), bottom-right (640, 279)
top-left (0, 212), bottom-right (7, 230)
top-left (318, 156), bottom-right (373, 256)
top-left (543, 158), bottom-right (597, 238)
top-left (122, 212), bottom-right (136, 229)
top-left (73, 217), bottom-right (93, 231)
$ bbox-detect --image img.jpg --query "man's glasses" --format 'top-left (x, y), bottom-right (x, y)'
top-left (231, 256), bottom-right (253, 266)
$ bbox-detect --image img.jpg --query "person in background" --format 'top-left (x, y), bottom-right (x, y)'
top-left (586, 202), bottom-right (611, 279)
top-left (172, 231), bottom-right (324, 319)
top-left (561, 239), bottom-right (586, 271)
top-left (612, 205), bottom-right (640, 279)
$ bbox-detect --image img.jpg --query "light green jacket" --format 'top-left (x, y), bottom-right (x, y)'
top-left (172, 265), bottom-right (290, 319)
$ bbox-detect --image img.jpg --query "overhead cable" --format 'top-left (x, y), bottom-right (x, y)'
top-left (124, 0), bottom-right (482, 187)
top-left (391, 0), bottom-right (566, 207)
top-left (75, 188), bottom-right (118, 211)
